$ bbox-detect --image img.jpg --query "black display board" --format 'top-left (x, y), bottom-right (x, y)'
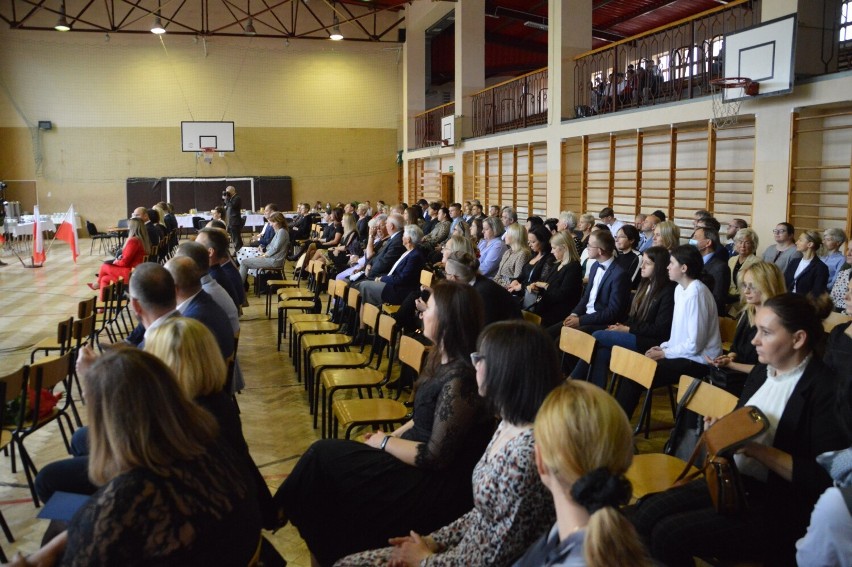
top-left (125, 177), bottom-right (293, 216)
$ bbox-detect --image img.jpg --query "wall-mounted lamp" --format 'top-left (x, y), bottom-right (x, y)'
top-left (329, 15), bottom-right (343, 40)
top-left (151, 0), bottom-right (166, 34)
top-left (55, 1), bottom-right (70, 31)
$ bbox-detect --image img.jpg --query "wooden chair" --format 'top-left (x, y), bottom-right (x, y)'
top-left (30, 317), bottom-right (74, 362)
top-left (627, 375), bottom-right (738, 499)
top-left (559, 326), bottom-right (596, 380)
top-left (331, 334), bottom-right (426, 439)
top-left (719, 316), bottom-right (738, 352)
top-left (294, 286), bottom-right (361, 382)
top-left (419, 269), bottom-right (433, 288)
top-left (521, 310), bottom-right (542, 325)
top-left (314, 308), bottom-right (392, 436)
top-left (276, 263), bottom-right (326, 351)
top-left (823, 311), bottom-right (852, 332)
top-left (15, 352), bottom-right (77, 506)
top-left (0, 366), bottom-right (25, 560)
top-left (609, 346), bottom-right (675, 438)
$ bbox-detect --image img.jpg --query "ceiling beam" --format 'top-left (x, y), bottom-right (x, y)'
top-left (596, 0), bottom-right (680, 31)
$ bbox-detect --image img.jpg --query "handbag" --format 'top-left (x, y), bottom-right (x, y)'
top-left (663, 377), bottom-right (704, 461)
top-left (522, 289), bottom-right (540, 309)
top-left (674, 405), bottom-right (769, 516)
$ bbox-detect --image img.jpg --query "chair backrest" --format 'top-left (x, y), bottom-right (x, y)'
top-left (346, 287), bottom-right (361, 310)
top-left (399, 334), bottom-right (428, 374)
top-left (377, 313), bottom-right (397, 342)
top-left (559, 326), bottom-right (596, 364)
top-left (55, 317), bottom-right (74, 353)
top-left (333, 279), bottom-right (347, 300)
top-left (72, 314), bottom-right (97, 348)
top-left (823, 311), bottom-right (852, 332)
top-left (362, 304), bottom-right (381, 332)
top-left (86, 220), bottom-right (98, 236)
top-left (78, 296), bottom-right (97, 318)
top-left (420, 270), bottom-right (433, 288)
top-left (326, 279), bottom-right (338, 298)
top-left (522, 310), bottom-right (542, 326)
top-left (118, 218), bottom-right (129, 229)
top-left (719, 316), bottom-right (737, 347)
top-left (610, 346), bottom-right (657, 390)
top-left (31, 351), bottom-right (73, 392)
top-left (0, 365), bottom-right (27, 406)
top-left (677, 375), bottom-right (738, 418)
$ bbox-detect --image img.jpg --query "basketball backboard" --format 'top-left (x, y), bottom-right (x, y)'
top-left (721, 14), bottom-right (796, 102)
top-left (181, 121), bottom-right (235, 152)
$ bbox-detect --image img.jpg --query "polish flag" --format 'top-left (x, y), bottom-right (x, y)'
top-left (55, 205), bottom-right (79, 263)
top-left (33, 205), bottom-right (46, 264)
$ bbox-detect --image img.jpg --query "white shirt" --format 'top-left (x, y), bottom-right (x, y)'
top-left (609, 219), bottom-right (625, 237)
top-left (585, 257), bottom-right (614, 314)
top-left (735, 355), bottom-right (809, 481)
top-left (176, 289), bottom-right (203, 314)
top-left (792, 258), bottom-right (812, 292)
top-left (660, 279), bottom-right (722, 362)
top-left (142, 309), bottom-right (179, 343)
top-left (387, 249), bottom-right (411, 276)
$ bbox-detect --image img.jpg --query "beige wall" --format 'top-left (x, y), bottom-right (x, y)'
top-left (0, 29), bottom-right (403, 228)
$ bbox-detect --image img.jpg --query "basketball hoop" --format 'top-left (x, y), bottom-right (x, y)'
top-left (709, 77), bottom-right (759, 130)
top-left (201, 147), bottom-right (216, 164)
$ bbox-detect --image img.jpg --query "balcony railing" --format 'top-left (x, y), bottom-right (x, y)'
top-left (471, 67), bottom-right (548, 138)
top-left (573, 0), bottom-right (759, 119)
top-left (413, 102), bottom-right (455, 150)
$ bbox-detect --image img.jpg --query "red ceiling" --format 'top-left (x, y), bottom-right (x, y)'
top-left (427, 0), bottom-right (733, 84)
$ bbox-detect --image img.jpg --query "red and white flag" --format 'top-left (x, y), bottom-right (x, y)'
top-left (32, 205), bottom-right (46, 264)
top-left (55, 204), bottom-right (79, 263)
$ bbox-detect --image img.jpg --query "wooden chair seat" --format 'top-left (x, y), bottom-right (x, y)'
top-left (381, 304), bottom-right (401, 315)
top-left (332, 398), bottom-right (409, 439)
top-left (302, 333), bottom-right (351, 351)
top-left (309, 351), bottom-right (368, 370)
top-left (320, 367), bottom-right (386, 438)
top-left (626, 453), bottom-right (699, 501)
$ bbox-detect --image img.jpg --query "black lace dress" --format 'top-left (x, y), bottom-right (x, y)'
top-left (274, 359), bottom-right (494, 566)
top-left (60, 443), bottom-right (261, 566)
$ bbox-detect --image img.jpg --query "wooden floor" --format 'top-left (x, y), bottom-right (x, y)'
top-left (0, 238), bottom-right (671, 564)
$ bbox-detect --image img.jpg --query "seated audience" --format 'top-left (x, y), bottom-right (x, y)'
top-left (195, 227), bottom-right (246, 309)
top-left (724, 218), bottom-right (749, 256)
top-left (422, 206), bottom-right (451, 248)
top-left (821, 227), bottom-right (847, 291)
top-left (575, 213), bottom-right (595, 253)
top-left (513, 380), bottom-right (651, 567)
top-left (507, 225), bottom-right (554, 299)
top-left (653, 220), bottom-right (680, 252)
top-left (571, 246), bottom-right (676, 389)
top-left (631, 293), bottom-right (845, 566)
top-left (638, 213), bottom-right (659, 253)
top-left (323, 212), bottom-right (361, 273)
top-left (830, 245), bottom-right (852, 312)
top-left (236, 203), bottom-right (279, 270)
top-left (493, 223), bottom-right (531, 288)
top-left (615, 245), bottom-right (721, 418)
top-left (692, 225), bottom-right (730, 315)
top-left (727, 227), bottom-right (760, 300)
top-left (444, 252), bottom-right (522, 325)
top-left (237, 212), bottom-right (289, 283)
top-left (614, 224), bottom-right (642, 288)
top-left (524, 231), bottom-right (583, 328)
top-left (89, 218), bottom-right (150, 293)
top-left (784, 230), bottom-right (829, 298)
top-left (468, 217), bottom-right (484, 250)
top-left (272, 282), bottom-right (495, 566)
top-left (338, 321), bottom-right (562, 566)
top-left (477, 216), bottom-right (508, 278)
top-left (336, 214), bottom-right (387, 281)
top-left (762, 222), bottom-right (801, 272)
top-left (357, 224), bottom-right (426, 308)
top-left (24, 348), bottom-right (261, 567)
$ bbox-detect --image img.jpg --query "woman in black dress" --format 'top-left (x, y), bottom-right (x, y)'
top-left (273, 281), bottom-right (495, 566)
top-left (524, 231), bottom-right (583, 327)
top-left (506, 225), bottom-right (555, 303)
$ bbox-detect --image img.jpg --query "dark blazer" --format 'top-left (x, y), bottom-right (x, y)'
top-left (380, 248), bottom-right (426, 304)
top-left (225, 193), bottom-right (242, 227)
top-left (626, 280), bottom-right (676, 352)
top-left (289, 214), bottom-right (312, 241)
top-left (125, 310), bottom-right (180, 348)
top-left (258, 223), bottom-right (276, 248)
top-left (356, 217), bottom-right (370, 243)
top-left (532, 260), bottom-right (583, 328)
top-left (702, 253), bottom-right (731, 316)
top-left (145, 221), bottom-right (160, 248)
top-left (473, 276), bottom-right (522, 325)
top-left (571, 260), bottom-right (631, 328)
top-left (182, 290), bottom-right (235, 359)
top-left (737, 358), bottom-right (846, 565)
top-left (614, 250), bottom-right (642, 289)
top-left (368, 232), bottom-right (405, 279)
top-left (210, 264), bottom-right (242, 309)
top-left (784, 257), bottom-right (829, 298)
top-left (163, 212), bottom-right (178, 233)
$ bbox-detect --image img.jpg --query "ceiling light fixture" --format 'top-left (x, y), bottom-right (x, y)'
top-left (151, 0), bottom-right (166, 34)
top-left (55, 1), bottom-right (70, 31)
top-left (523, 20), bottom-right (548, 31)
top-left (329, 14), bottom-right (343, 40)
top-left (244, 0), bottom-right (256, 35)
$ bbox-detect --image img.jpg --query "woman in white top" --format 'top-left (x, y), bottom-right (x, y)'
top-left (631, 293), bottom-right (845, 566)
top-left (615, 244), bottom-right (721, 419)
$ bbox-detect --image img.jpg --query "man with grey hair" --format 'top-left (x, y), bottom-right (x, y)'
top-left (357, 224), bottom-right (425, 307)
top-left (125, 263), bottom-right (178, 347)
top-left (165, 256), bottom-right (234, 359)
top-left (337, 214), bottom-right (388, 281)
top-left (350, 213), bottom-right (405, 282)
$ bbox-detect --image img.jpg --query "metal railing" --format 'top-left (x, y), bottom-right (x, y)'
top-left (572, 0), bottom-right (759, 119)
top-left (413, 102), bottom-right (454, 149)
top-left (471, 67), bottom-right (548, 138)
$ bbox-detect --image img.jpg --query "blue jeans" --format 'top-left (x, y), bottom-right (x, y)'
top-left (571, 330), bottom-right (638, 389)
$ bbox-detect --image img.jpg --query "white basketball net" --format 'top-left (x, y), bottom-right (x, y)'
top-left (710, 83), bottom-right (743, 130)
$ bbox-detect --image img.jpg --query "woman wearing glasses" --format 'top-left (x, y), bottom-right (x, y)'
top-left (762, 222), bottom-right (801, 272)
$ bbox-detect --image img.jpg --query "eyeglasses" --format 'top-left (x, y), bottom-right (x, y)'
top-left (470, 352), bottom-right (486, 365)
top-left (772, 229), bottom-right (787, 234)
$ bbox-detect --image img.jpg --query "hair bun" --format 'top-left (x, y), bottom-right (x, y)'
top-left (570, 467), bottom-right (632, 514)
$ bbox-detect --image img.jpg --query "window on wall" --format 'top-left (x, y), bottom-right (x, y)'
top-left (463, 143), bottom-right (547, 219)
top-left (788, 106), bottom-right (852, 235)
top-left (561, 119), bottom-right (755, 233)
top-left (841, 1), bottom-right (852, 41)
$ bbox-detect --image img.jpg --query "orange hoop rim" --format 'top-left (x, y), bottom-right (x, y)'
top-left (709, 77), bottom-right (753, 88)
top-left (201, 147), bottom-right (216, 153)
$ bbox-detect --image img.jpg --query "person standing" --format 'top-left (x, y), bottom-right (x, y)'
top-left (223, 185), bottom-right (243, 251)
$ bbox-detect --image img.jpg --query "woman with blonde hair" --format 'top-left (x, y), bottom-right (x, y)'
top-left (20, 348), bottom-right (262, 566)
top-left (326, 212), bottom-right (362, 272)
top-left (652, 220), bottom-right (680, 252)
top-left (576, 213), bottom-right (595, 253)
top-left (494, 223), bottom-right (532, 287)
top-left (513, 380), bottom-right (651, 567)
top-left (728, 227), bottom-right (760, 297)
top-left (784, 230), bottom-right (828, 298)
top-left (525, 231), bottom-right (583, 328)
top-left (478, 216), bottom-right (507, 278)
top-left (89, 218), bottom-right (150, 292)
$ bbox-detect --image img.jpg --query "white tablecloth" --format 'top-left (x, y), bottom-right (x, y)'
top-left (176, 213), bottom-right (266, 229)
top-left (9, 220), bottom-right (56, 237)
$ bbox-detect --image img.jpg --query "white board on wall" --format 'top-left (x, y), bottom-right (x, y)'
top-left (181, 121), bottom-right (235, 152)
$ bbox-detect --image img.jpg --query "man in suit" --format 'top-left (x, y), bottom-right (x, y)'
top-left (223, 185), bottom-right (243, 251)
top-left (350, 213), bottom-right (405, 283)
top-left (165, 256), bottom-right (235, 360)
top-left (124, 263), bottom-right (180, 347)
top-left (551, 230), bottom-right (631, 337)
top-left (358, 225), bottom-right (426, 308)
top-left (692, 226), bottom-right (730, 316)
top-left (196, 227), bottom-right (246, 310)
top-left (132, 206), bottom-right (160, 249)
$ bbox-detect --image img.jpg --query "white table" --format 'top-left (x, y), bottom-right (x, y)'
top-left (176, 213), bottom-right (266, 229)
